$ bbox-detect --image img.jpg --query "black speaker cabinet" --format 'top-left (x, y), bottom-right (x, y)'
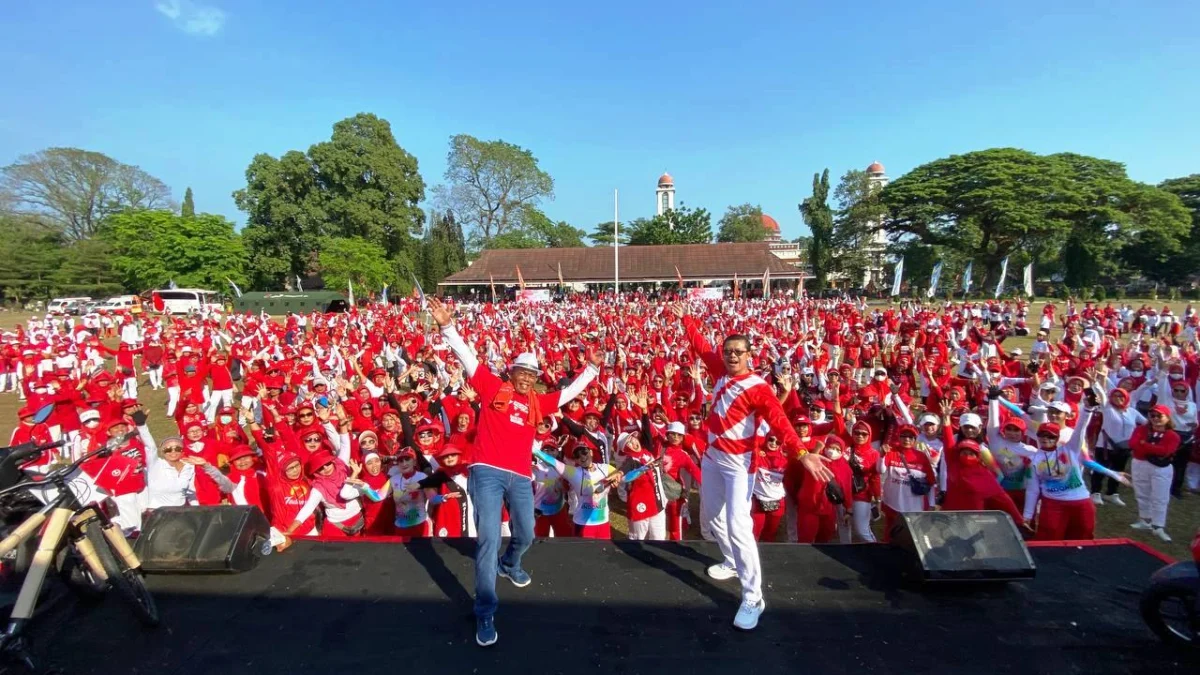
top-left (890, 510), bottom-right (1036, 582)
top-left (135, 505), bottom-right (270, 573)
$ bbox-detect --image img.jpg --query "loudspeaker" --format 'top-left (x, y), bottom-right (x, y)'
top-left (135, 506), bottom-right (270, 573)
top-left (890, 510), bottom-right (1036, 582)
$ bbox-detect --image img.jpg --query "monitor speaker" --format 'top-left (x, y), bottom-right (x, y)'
top-left (134, 505), bottom-right (270, 573)
top-left (890, 510), bottom-right (1036, 581)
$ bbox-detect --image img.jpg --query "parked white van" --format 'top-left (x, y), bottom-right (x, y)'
top-left (99, 295), bottom-right (138, 311)
top-left (47, 297), bottom-right (91, 315)
top-left (151, 289), bottom-right (223, 315)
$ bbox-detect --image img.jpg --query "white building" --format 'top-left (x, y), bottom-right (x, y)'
top-left (762, 213), bottom-right (805, 269)
top-left (859, 161), bottom-right (891, 288)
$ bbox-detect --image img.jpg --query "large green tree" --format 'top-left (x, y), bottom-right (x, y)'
top-left (832, 169), bottom-right (886, 285)
top-left (417, 210), bottom-right (469, 290)
top-left (800, 170), bottom-right (833, 290)
top-left (716, 203), bottom-right (768, 243)
top-left (1130, 174), bottom-right (1200, 283)
top-left (0, 214), bottom-right (64, 303)
top-left (432, 134), bottom-right (554, 247)
top-left (1, 147), bottom-right (173, 240)
top-left (53, 238), bottom-right (122, 298)
top-left (233, 113), bottom-right (425, 290)
top-left (626, 205), bottom-right (712, 246)
top-left (486, 206), bottom-right (586, 249)
top-left (102, 210), bottom-right (247, 291)
top-left (317, 237), bottom-right (393, 291)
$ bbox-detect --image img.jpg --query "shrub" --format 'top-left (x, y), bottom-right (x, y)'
top-left (1115, 287), bottom-right (1126, 300)
top-left (1094, 286), bottom-right (1107, 301)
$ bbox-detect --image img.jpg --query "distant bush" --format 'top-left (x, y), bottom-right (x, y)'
top-left (1094, 286), bottom-right (1106, 301)
top-left (1115, 287), bottom-right (1126, 300)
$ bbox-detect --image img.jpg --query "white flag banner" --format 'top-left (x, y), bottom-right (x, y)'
top-left (226, 277), bottom-right (243, 298)
top-left (994, 256), bottom-right (1009, 299)
top-left (1023, 263), bottom-right (1034, 297)
top-left (963, 261), bottom-right (974, 293)
top-left (891, 258), bottom-right (904, 296)
top-left (926, 261), bottom-right (943, 299)
top-left (348, 279), bottom-right (355, 308)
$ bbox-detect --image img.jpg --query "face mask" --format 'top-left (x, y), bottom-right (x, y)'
top-left (874, 375), bottom-right (887, 382)
top-left (219, 415), bottom-right (233, 425)
top-left (824, 449), bottom-right (843, 462)
top-left (1130, 370), bottom-right (1143, 377)
top-left (1169, 374), bottom-right (1183, 381)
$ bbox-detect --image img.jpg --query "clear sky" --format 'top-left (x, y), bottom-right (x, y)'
top-left (2, 1), bottom-right (1197, 241)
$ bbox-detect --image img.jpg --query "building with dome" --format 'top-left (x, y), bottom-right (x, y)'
top-left (656, 172), bottom-right (675, 215)
top-left (859, 161), bottom-right (891, 288)
top-left (761, 212), bottom-right (805, 268)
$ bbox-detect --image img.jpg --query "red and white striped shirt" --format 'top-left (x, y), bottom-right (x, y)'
top-left (683, 317), bottom-right (803, 457)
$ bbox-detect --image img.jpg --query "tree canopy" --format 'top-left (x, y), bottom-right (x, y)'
top-left (588, 220), bottom-right (628, 246)
top-left (716, 204), bottom-right (768, 243)
top-left (625, 205), bottom-right (712, 246)
top-left (486, 206), bottom-right (586, 250)
top-left (101, 210), bottom-right (247, 291)
top-left (1, 147), bottom-right (173, 240)
top-left (800, 170), bottom-right (833, 290)
top-left (432, 134), bottom-right (554, 248)
top-left (317, 237), bottom-right (393, 292)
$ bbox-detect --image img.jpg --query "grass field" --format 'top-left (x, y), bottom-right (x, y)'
top-left (1, 303), bottom-right (1196, 559)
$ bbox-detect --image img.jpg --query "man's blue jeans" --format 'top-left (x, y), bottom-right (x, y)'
top-left (469, 464), bottom-right (535, 620)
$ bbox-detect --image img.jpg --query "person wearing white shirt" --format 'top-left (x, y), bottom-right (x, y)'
top-left (1090, 388), bottom-right (1144, 506)
top-left (143, 435), bottom-right (234, 510)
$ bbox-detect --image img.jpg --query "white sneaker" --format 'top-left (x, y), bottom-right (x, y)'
top-left (1090, 493), bottom-right (1103, 505)
top-left (1103, 494), bottom-right (1126, 507)
top-left (706, 562), bottom-right (738, 581)
top-left (1152, 527), bottom-right (1172, 543)
top-left (733, 599), bottom-right (765, 630)
top-left (1130, 520), bottom-right (1152, 531)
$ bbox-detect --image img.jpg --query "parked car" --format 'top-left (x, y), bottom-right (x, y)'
top-left (46, 297), bottom-right (91, 315)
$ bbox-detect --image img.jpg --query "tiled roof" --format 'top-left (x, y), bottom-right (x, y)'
top-left (440, 243), bottom-right (805, 285)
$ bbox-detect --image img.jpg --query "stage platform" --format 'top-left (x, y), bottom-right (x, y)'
top-left (19, 540), bottom-right (1194, 675)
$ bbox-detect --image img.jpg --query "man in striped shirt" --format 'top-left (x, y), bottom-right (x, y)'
top-left (673, 303), bottom-right (834, 630)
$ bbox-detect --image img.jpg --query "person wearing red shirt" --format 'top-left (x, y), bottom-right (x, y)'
top-left (1129, 405), bottom-right (1180, 542)
top-left (428, 297), bottom-right (600, 648)
top-left (204, 352), bottom-right (236, 422)
top-left (662, 421), bottom-right (702, 541)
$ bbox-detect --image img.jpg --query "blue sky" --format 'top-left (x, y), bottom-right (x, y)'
top-left (2, 1), bottom-right (1198, 241)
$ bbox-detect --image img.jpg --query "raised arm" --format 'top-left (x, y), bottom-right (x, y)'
top-left (672, 304), bottom-right (726, 377)
top-left (429, 298), bottom-right (480, 378)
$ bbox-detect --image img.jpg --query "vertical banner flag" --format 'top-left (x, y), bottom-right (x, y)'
top-left (295, 275), bottom-right (303, 292)
top-left (168, 279), bottom-right (177, 290)
top-left (675, 265), bottom-right (684, 286)
top-left (411, 274), bottom-right (427, 309)
top-left (733, 273), bottom-right (740, 300)
top-left (489, 273), bottom-right (497, 303)
top-left (762, 267), bottom-right (771, 295)
top-left (380, 284), bottom-right (389, 305)
top-left (962, 261), bottom-right (974, 293)
top-left (226, 278), bottom-right (242, 298)
top-left (890, 258), bottom-right (904, 296)
top-left (994, 256), bottom-right (1009, 298)
top-left (516, 265), bottom-right (526, 291)
top-left (348, 279), bottom-right (355, 308)
top-left (557, 262), bottom-right (565, 288)
top-left (1023, 263), bottom-right (1034, 297)
top-left (926, 261), bottom-right (943, 298)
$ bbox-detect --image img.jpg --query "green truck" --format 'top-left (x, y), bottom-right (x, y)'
top-left (231, 291), bottom-right (349, 314)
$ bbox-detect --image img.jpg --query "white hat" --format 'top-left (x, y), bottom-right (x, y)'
top-left (1049, 401), bottom-right (1072, 413)
top-left (1040, 381), bottom-right (1059, 391)
top-left (509, 352), bottom-right (542, 375)
top-left (80, 409), bottom-right (101, 424)
top-left (959, 413), bottom-right (982, 428)
top-left (918, 413), bottom-right (940, 427)
top-left (363, 452), bottom-right (380, 464)
top-left (616, 432), bottom-right (635, 454)
top-left (1010, 348), bottom-right (1023, 356)
top-left (666, 421), bottom-right (686, 435)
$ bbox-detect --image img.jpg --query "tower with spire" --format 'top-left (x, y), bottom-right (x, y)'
top-left (656, 172), bottom-right (675, 216)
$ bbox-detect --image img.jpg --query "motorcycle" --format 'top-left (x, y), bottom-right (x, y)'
top-left (1141, 527), bottom-right (1200, 648)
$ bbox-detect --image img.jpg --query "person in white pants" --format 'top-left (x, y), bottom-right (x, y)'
top-left (628, 509), bottom-right (666, 540)
top-left (675, 303), bottom-right (833, 632)
top-left (1129, 405), bottom-right (1178, 542)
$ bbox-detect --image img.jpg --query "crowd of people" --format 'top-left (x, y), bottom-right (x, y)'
top-left (3, 294), bottom-right (1199, 550)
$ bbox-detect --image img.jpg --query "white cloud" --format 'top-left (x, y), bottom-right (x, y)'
top-left (155, 0), bottom-right (226, 37)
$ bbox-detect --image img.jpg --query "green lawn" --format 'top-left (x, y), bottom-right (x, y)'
top-left (1, 303), bottom-right (1196, 559)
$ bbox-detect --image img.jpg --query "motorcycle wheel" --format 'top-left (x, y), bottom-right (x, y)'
top-left (1141, 585), bottom-right (1199, 648)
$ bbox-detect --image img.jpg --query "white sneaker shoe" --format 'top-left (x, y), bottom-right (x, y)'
top-left (706, 562), bottom-right (738, 581)
top-left (1130, 520), bottom-right (1152, 531)
top-left (1090, 493), bottom-right (1103, 505)
top-left (1103, 494), bottom-right (1126, 507)
top-left (733, 599), bottom-right (765, 630)
top-left (1152, 527), bottom-right (1172, 543)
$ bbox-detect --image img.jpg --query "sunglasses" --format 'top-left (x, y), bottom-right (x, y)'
top-left (303, 436), bottom-right (322, 443)
top-left (722, 349), bottom-right (748, 357)
top-left (298, 412), bottom-right (315, 418)
top-left (162, 446), bottom-right (183, 453)
top-left (766, 438), bottom-right (780, 445)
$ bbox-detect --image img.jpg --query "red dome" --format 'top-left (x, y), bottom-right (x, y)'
top-left (657, 172), bottom-right (674, 187)
top-left (866, 161), bottom-right (885, 174)
top-left (761, 214), bottom-right (780, 232)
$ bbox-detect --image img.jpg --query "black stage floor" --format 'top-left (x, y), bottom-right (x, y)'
top-left (17, 540), bottom-right (1194, 675)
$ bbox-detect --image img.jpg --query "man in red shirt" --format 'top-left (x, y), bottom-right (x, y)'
top-left (428, 298), bottom-right (601, 648)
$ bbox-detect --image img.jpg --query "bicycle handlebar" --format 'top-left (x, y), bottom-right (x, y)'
top-left (2, 439), bottom-right (68, 467)
top-left (0, 432), bottom-right (137, 496)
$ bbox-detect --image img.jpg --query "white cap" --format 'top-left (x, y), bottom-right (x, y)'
top-left (1049, 401), bottom-right (1072, 413)
top-left (616, 432), bottom-right (635, 454)
top-left (666, 421), bottom-right (686, 435)
top-left (918, 413), bottom-right (940, 427)
top-left (1010, 348), bottom-right (1023, 356)
top-left (1040, 381), bottom-right (1059, 391)
top-left (509, 352), bottom-right (542, 375)
top-left (80, 409), bottom-right (101, 423)
top-left (959, 413), bottom-right (982, 428)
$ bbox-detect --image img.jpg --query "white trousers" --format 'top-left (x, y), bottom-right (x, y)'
top-left (628, 510), bottom-right (667, 541)
top-left (700, 449), bottom-right (761, 604)
top-left (1131, 458), bottom-right (1173, 528)
top-left (1186, 462), bottom-right (1200, 491)
top-left (146, 366), bottom-right (162, 389)
top-left (111, 492), bottom-right (144, 532)
top-left (205, 388), bottom-right (234, 421)
top-left (122, 377), bottom-right (138, 399)
top-left (851, 501), bottom-right (876, 542)
top-left (166, 386), bottom-right (181, 416)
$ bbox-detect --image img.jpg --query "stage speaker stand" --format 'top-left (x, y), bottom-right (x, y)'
top-left (889, 510), bottom-right (1036, 582)
top-left (134, 505), bottom-right (270, 573)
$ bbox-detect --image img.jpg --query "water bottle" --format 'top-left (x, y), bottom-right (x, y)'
top-left (259, 538), bottom-right (273, 557)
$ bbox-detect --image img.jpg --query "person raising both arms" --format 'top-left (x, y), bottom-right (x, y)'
top-left (671, 302), bottom-right (834, 631)
top-left (426, 297), bottom-right (602, 648)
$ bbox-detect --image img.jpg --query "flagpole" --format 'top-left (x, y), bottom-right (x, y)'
top-left (614, 189), bottom-right (619, 297)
